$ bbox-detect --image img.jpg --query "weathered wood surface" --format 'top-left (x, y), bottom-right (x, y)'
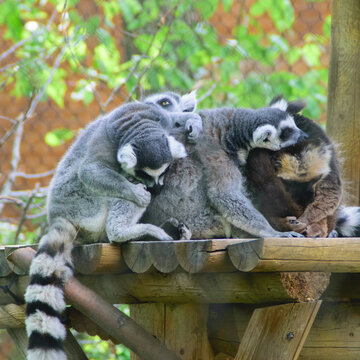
top-left (0, 271), bottom-right (330, 306)
top-left (228, 238), bottom-right (360, 272)
top-left (327, 0), bottom-right (360, 205)
top-left (7, 247), bottom-right (181, 360)
top-left (0, 304), bottom-right (25, 328)
top-left (3, 238), bottom-right (360, 277)
top-left (234, 301), bottom-right (321, 360)
top-left (131, 303), bottom-right (214, 360)
top-left (208, 302), bottom-right (360, 359)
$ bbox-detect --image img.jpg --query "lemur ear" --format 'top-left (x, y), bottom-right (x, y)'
top-left (167, 136), bottom-right (187, 159)
top-left (253, 125), bottom-right (275, 143)
top-left (117, 144), bottom-right (137, 169)
top-left (287, 100), bottom-right (306, 114)
top-left (180, 90), bottom-right (197, 112)
top-left (270, 95), bottom-right (288, 112)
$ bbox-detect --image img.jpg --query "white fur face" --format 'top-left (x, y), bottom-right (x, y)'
top-left (142, 163), bottom-right (170, 185)
top-left (167, 135), bottom-right (187, 159)
top-left (117, 144), bottom-right (137, 175)
top-left (252, 124), bottom-right (280, 150)
top-left (252, 115), bottom-right (306, 151)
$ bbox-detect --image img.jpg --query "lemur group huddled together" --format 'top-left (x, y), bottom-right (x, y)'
top-left (25, 91), bottom-right (360, 360)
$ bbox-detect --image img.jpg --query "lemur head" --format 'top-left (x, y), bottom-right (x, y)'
top-left (143, 91), bottom-right (197, 113)
top-left (117, 135), bottom-right (186, 187)
top-left (250, 97), bottom-right (308, 151)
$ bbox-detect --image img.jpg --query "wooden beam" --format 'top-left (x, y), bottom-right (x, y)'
top-left (234, 301), bottom-right (321, 360)
top-left (327, 0), bottom-right (360, 205)
top-left (227, 238), bottom-right (360, 272)
top-left (208, 302), bottom-right (360, 359)
top-left (0, 304), bottom-right (25, 328)
top-left (174, 239), bottom-right (240, 273)
top-left (130, 303), bottom-right (215, 360)
top-left (7, 247), bottom-right (181, 360)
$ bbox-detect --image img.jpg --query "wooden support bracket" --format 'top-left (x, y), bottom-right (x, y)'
top-left (235, 301), bottom-right (322, 360)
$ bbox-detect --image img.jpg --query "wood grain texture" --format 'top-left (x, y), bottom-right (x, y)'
top-left (228, 238), bottom-right (360, 272)
top-left (208, 302), bottom-right (360, 360)
top-left (327, 0), bottom-right (360, 205)
top-left (175, 239), bottom-right (241, 273)
top-left (130, 303), bottom-right (214, 360)
top-left (234, 301), bottom-right (321, 360)
top-left (0, 304), bottom-right (25, 328)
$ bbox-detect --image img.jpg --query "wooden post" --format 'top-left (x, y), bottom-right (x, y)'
top-left (130, 303), bottom-right (214, 360)
top-left (235, 301), bottom-right (322, 360)
top-left (327, 0), bottom-right (360, 205)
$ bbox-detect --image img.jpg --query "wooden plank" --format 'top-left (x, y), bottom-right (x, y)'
top-left (208, 302), bottom-right (360, 359)
top-left (0, 304), bottom-right (25, 328)
top-left (122, 241), bottom-right (154, 273)
top-left (327, 0), bottom-right (360, 205)
top-left (235, 301), bottom-right (321, 360)
top-left (130, 303), bottom-right (214, 360)
top-left (149, 241), bottom-right (179, 273)
top-left (228, 238), bottom-right (360, 272)
top-left (72, 243), bottom-right (128, 274)
top-left (0, 270), bottom-right (331, 306)
top-left (174, 239), bottom-right (241, 273)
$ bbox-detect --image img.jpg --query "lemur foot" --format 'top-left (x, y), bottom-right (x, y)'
top-left (328, 230), bottom-right (338, 238)
top-left (160, 218), bottom-right (191, 240)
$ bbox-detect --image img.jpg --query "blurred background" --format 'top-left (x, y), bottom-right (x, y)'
top-left (0, 0), bottom-right (331, 358)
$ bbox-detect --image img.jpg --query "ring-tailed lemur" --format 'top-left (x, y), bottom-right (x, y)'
top-left (245, 96), bottom-right (343, 237)
top-left (24, 92), bottom-right (200, 360)
top-left (246, 96), bottom-right (360, 238)
top-left (142, 98), bottom-right (308, 239)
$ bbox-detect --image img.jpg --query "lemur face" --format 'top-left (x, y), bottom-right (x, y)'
top-left (117, 135), bottom-right (187, 187)
top-left (144, 91), bottom-right (197, 113)
top-left (252, 98), bottom-right (308, 151)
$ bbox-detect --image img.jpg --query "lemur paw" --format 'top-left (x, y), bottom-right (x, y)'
top-left (178, 222), bottom-right (192, 240)
top-left (278, 231), bottom-right (305, 238)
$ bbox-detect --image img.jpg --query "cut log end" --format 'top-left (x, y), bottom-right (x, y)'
top-left (280, 272), bottom-right (331, 302)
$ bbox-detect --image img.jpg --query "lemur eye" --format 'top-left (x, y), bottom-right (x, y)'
top-left (280, 127), bottom-right (294, 141)
top-left (158, 99), bottom-right (171, 107)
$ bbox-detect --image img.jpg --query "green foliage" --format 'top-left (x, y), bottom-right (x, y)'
top-left (45, 128), bottom-right (75, 147)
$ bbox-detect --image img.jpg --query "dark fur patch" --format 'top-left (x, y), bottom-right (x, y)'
top-left (29, 273), bottom-right (64, 288)
top-left (26, 301), bottom-right (62, 319)
top-left (36, 245), bottom-right (57, 258)
top-left (28, 330), bottom-right (64, 350)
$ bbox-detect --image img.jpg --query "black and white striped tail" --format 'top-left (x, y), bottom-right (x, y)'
top-left (336, 206), bottom-right (360, 237)
top-left (25, 218), bottom-right (76, 360)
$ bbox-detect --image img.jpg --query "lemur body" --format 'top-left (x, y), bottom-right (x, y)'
top-left (245, 97), bottom-right (342, 237)
top-left (25, 92), bottom-right (200, 360)
top-left (143, 99), bottom-right (308, 239)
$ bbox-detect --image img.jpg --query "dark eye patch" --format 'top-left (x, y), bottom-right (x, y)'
top-left (280, 127), bottom-right (295, 141)
top-left (157, 98), bottom-right (172, 107)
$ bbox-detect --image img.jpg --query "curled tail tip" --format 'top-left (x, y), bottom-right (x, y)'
top-left (336, 206), bottom-right (360, 237)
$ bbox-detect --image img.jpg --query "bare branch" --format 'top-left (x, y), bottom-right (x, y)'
top-left (0, 115), bottom-right (17, 124)
top-left (14, 190), bottom-right (37, 244)
top-left (0, 196), bottom-right (24, 207)
top-left (8, 188), bottom-right (48, 198)
top-left (14, 169), bottom-right (55, 179)
top-left (0, 121), bottom-right (24, 213)
top-left (103, 4), bottom-right (179, 109)
top-left (198, 83), bottom-right (216, 103)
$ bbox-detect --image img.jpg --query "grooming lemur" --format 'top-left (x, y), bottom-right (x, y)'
top-left (24, 92), bottom-right (201, 360)
top-left (143, 98), bottom-right (308, 239)
top-left (244, 96), bottom-right (343, 238)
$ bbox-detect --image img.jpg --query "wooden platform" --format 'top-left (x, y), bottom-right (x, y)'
top-left (0, 238), bottom-right (360, 359)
